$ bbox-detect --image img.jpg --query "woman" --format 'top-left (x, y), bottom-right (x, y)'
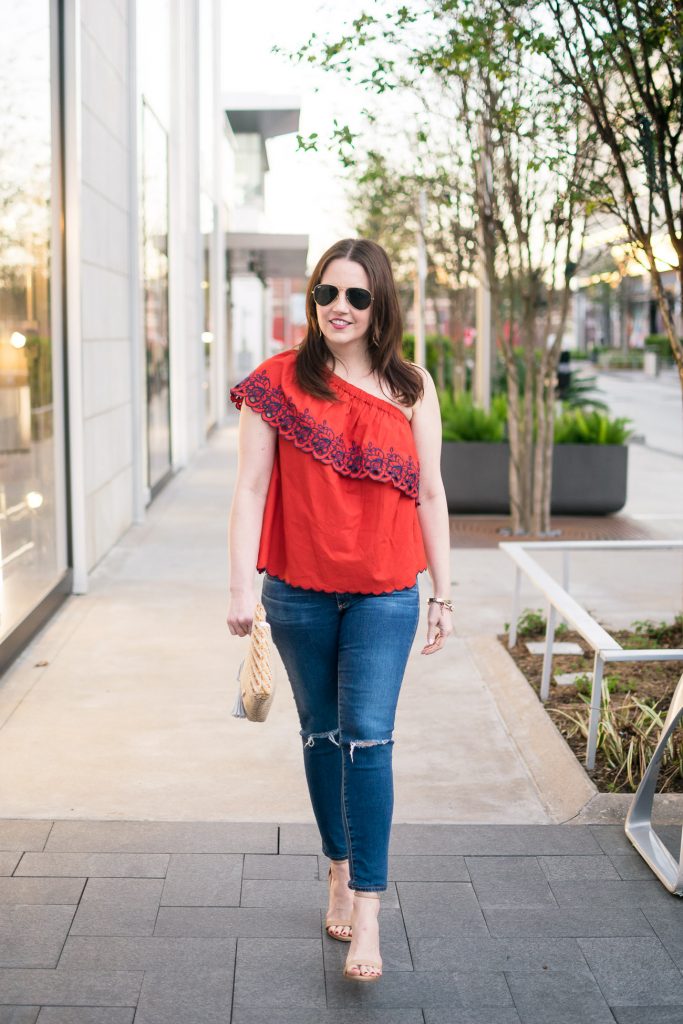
top-left (226, 238), bottom-right (452, 981)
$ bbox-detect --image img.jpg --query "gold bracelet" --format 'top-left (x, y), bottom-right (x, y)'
top-left (428, 597), bottom-right (454, 612)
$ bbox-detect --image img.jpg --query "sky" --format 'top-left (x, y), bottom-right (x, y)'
top-left (220, 0), bottom-right (376, 268)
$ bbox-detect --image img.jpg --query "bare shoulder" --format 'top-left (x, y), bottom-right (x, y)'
top-left (407, 361), bottom-right (438, 409)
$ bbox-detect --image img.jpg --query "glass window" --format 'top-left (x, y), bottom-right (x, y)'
top-left (200, 191), bottom-right (215, 431)
top-left (0, 1), bottom-right (67, 645)
top-left (140, 100), bottom-right (171, 492)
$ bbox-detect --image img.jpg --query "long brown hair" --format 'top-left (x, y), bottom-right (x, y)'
top-left (294, 238), bottom-right (424, 408)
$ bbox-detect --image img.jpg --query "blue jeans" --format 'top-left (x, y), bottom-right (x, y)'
top-left (261, 573), bottom-right (421, 892)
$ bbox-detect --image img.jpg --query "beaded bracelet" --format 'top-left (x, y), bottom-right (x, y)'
top-left (428, 597), bottom-right (454, 612)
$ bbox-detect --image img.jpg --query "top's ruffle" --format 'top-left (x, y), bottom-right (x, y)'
top-left (229, 349), bottom-right (420, 500)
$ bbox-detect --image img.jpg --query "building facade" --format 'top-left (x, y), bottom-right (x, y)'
top-left (0, 1), bottom-right (308, 673)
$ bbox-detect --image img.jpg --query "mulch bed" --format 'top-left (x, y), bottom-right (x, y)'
top-left (498, 615), bottom-right (683, 793)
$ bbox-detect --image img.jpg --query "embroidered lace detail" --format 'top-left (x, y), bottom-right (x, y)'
top-left (230, 369), bottom-right (420, 499)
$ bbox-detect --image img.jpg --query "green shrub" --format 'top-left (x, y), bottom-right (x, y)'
top-left (553, 407), bottom-right (634, 444)
top-left (568, 350), bottom-right (591, 361)
top-left (644, 334), bottom-right (677, 365)
top-left (438, 390), bottom-right (507, 441)
top-left (550, 677), bottom-right (682, 792)
top-left (514, 608), bottom-right (547, 637)
top-left (597, 350), bottom-right (644, 370)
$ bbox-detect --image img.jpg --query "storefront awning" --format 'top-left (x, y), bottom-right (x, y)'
top-left (226, 232), bottom-right (309, 279)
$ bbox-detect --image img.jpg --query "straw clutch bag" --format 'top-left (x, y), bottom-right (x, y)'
top-left (231, 601), bottom-right (275, 722)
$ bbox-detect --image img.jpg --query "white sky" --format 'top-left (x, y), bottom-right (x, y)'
top-left (221, 0), bottom-right (375, 267)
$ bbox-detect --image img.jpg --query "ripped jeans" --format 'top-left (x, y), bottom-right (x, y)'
top-left (261, 572), bottom-right (421, 892)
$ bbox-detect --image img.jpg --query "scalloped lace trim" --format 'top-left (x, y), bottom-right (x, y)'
top-left (230, 369), bottom-right (420, 500)
top-left (259, 566), bottom-right (428, 595)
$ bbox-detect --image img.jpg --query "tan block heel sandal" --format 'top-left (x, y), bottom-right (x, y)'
top-left (325, 865), bottom-right (352, 942)
top-left (342, 891), bottom-right (382, 981)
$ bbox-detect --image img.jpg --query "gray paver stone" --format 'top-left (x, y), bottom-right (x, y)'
top-left (0, 970), bottom-right (142, 1006)
top-left (483, 905), bottom-right (656, 937)
top-left (36, 1011), bottom-right (135, 1023)
top-left (537, 855), bottom-right (620, 881)
top-left (153, 905), bottom-right (321, 938)
top-left (232, 1011), bottom-right (424, 1024)
top-left (57, 935), bottom-right (236, 971)
top-left (325, 968), bottom-right (514, 1009)
top-left (0, 822), bottom-right (52, 853)
top-left (15, 854), bottom-right (169, 878)
top-left (424, 1012), bottom-right (522, 1024)
top-left (160, 853), bottom-right (242, 906)
top-left (233, 965), bottom-right (326, 1009)
top-left (641, 903), bottom-right (683, 968)
top-left (243, 854), bottom-right (318, 880)
top-left (68, 878), bottom-right (162, 938)
top-left (0, 878), bottom-right (85, 905)
top-left (45, 821), bottom-right (276, 854)
top-left (235, 937), bottom-right (322, 971)
top-left (612, 1009), bottom-right (683, 1023)
top-left (397, 880), bottom-right (489, 938)
top-left (550, 878), bottom-right (677, 909)
top-left (410, 935), bottom-right (592, 975)
top-left (0, 1010), bottom-right (39, 1024)
top-left (465, 857), bottom-right (562, 908)
top-left (0, 906), bottom-right (76, 968)
top-left (133, 966), bottom-right (234, 1024)
top-left (589, 824), bottom-right (680, 858)
top-left (317, 853), bottom-right (471, 882)
top-left (504, 969), bottom-right (616, 1024)
top-left (239, 877), bottom-right (399, 910)
top-left (578, 936), bottom-right (683, 1006)
top-left (388, 825), bottom-right (602, 856)
top-left (607, 852), bottom-right (663, 881)
top-left (0, 854), bottom-right (21, 876)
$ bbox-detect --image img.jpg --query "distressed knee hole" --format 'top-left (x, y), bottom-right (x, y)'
top-left (301, 728), bottom-right (340, 749)
top-left (347, 738), bottom-right (392, 763)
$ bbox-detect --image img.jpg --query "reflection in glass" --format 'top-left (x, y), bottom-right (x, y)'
top-left (201, 191), bottom-right (215, 431)
top-left (141, 100), bottom-right (171, 491)
top-left (0, 2), bottom-right (65, 642)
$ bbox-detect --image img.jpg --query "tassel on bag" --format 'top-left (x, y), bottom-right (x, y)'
top-left (231, 601), bottom-right (275, 722)
top-left (231, 660), bottom-right (247, 718)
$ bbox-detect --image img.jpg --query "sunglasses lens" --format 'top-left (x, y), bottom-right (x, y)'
top-left (347, 288), bottom-right (372, 310)
top-left (313, 284), bottom-right (338, 306)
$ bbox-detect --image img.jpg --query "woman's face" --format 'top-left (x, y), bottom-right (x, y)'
top-left (315, 258), bottom-right (373, 352)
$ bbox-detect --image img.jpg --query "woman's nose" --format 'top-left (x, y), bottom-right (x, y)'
top-left (332, 291), bottom-right (351, 312)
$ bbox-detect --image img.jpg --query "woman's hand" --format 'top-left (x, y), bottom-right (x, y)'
top-left (420, 602), bottom-right (454, 655)
top-left (226, 589), bottom-right (256, 637)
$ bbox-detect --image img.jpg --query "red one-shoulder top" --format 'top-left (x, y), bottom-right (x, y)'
top-left (229, 346), bottom-right (428, 594)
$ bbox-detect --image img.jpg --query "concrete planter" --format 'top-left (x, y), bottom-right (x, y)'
top-left (441, 441), bottom-right (628, 515)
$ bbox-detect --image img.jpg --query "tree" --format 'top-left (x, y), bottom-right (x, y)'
top-left (281, 1), bottom-right (592, 533)
top-left (511, 0), bottom-right (683, 393)
top-left (348, 146), bottom-right (477, 396)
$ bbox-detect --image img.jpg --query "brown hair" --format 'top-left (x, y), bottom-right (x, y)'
top-left (294, 238), bottom-right (424, 408)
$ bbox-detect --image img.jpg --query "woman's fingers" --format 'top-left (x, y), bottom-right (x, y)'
top-left (420, 609), bottom-right (453, 654)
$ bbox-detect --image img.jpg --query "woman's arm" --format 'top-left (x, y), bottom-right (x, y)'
top-left (227, 405), bottom-right (277, 637)
top-left (410, 364), bottom-right (454, 654)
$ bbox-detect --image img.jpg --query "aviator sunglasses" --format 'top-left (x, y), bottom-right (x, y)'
top-left (313, 283), bottom-right (373, 311)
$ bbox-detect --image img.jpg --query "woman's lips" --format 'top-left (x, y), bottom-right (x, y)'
top-left (330, 320), bottom-right (351, 330)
